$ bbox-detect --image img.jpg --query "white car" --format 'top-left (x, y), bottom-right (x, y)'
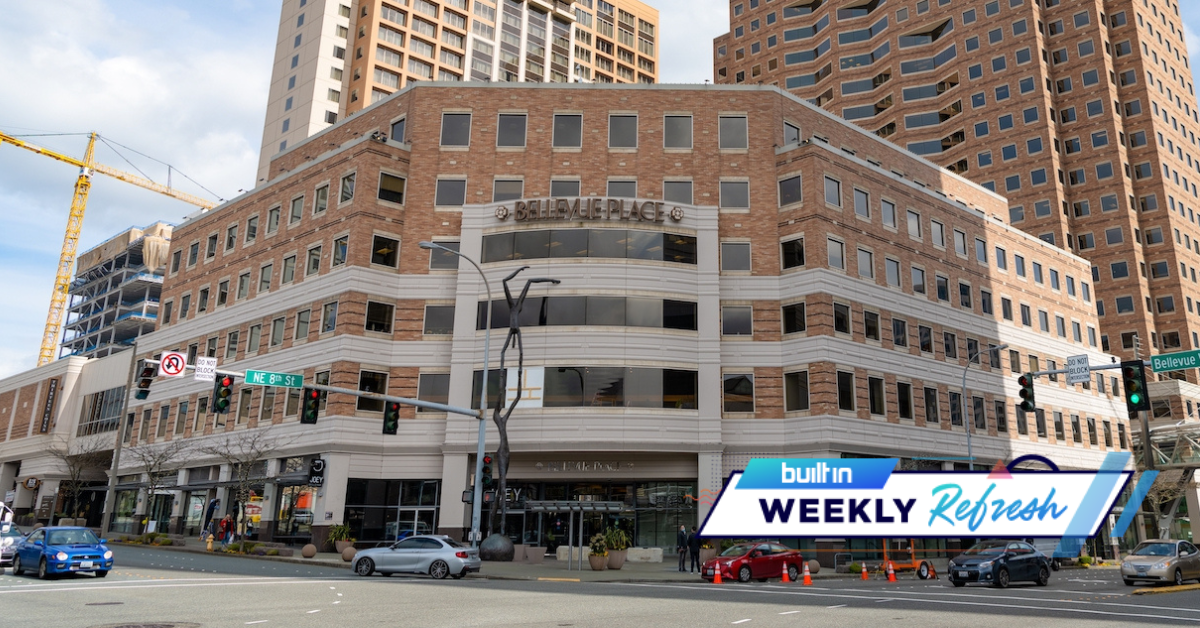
top-left (352, 535), bottom-right (480, 579)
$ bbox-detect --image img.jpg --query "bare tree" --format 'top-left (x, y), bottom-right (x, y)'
top-left (1142, 469), bottom-right (1199, 539)
top-left (196, 428), bottom-right (293, 551)
top-left (46, 436), bottom-right (111, 524)
top-left (124, 439), bottom-right (194, 532)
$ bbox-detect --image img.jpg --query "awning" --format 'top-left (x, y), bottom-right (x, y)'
top-left (524, 500), bottom-right (629, 513)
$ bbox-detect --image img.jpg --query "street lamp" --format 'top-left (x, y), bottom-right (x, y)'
top-left (420, 241), bottom-right (492, 548)
top-left (960, 343), bottom-right (1009, 469)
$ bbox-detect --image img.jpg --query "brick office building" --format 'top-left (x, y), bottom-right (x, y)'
top-left (66, 82), bottom-right (1129, 555)
top-left (714, 1), bottom-right (1200, 427)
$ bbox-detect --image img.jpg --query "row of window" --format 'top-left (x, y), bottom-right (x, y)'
top-left (438, 111), bottom-right (751, 150)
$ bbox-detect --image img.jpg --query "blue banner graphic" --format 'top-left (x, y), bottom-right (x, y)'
top-left (738, 458), bottom-right (896, 490)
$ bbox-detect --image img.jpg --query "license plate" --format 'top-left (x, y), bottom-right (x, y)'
top-left (707, 568), bottom-right (714, 575)
top-left (80, 561), bottom-right (93, 569)
top-left (958, 571), bottom-right (968, 578)
top-left (1137, 569), bottom-right (1147, 574)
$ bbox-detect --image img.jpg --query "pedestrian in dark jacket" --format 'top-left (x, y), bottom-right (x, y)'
top-left (687, 526), bottom-right (702, 573)
top-left (676, 525), bottom-right (688, 572)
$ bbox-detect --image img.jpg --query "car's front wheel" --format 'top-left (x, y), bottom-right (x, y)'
top-left (917, 562), bottom-right (930, 580)
top-left (994, 567), bottom-right (1010, 589)
top-left (738, 565), bottom-right (752, 583)
top-left (1174, 569), bottom-right (1184, 587)
top-left (429, 560), bottom-right (450, 580)
top-left (1036, 566), bottom-right (1049, 586)
top-left (1124, 579), bottom-right (1137, 586)
top-left (37, 558), bottom-right (49, 580)
top-left (95, 570), bottom-right (108, 578)
top-left (354, 558), bottom-right (374, 577)
top-left (11, 555), bottom-right (22, 576)
top-left (786, 564), bottom-right (800, 582)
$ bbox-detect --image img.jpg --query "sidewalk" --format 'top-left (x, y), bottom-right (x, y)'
top-left (113, 541), bottom-right (855, 582)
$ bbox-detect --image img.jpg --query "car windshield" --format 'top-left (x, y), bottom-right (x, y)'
top-left (1131, 542), bottom-right (1176, 557)
top-left (962, 541), bottom-right (1009, 556)
top-left (46, 529), bottom-right (100, 546)
top-left (720, 543), bottom-right (757, 557)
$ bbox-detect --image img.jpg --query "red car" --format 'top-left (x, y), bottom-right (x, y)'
top-left (702, 541), bottom-right (804, 583)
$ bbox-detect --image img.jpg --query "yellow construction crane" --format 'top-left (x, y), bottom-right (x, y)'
top-left (0, 131), bottom-right (219, 366)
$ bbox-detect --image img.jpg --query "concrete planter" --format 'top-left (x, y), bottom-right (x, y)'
top-left (699, 548), bottom-right (718, 564)
top-left (588, 554), bottom-right (608, 571)
top-left (512, 544), bottom-right (526, 562)
top-left (626, 547), bottom-right (663, 563)
top-left (301, 544), bottom-right (317, 558)
top-left (335, 541), bottom-right (354, 553)
top-left (526, 547), bottom-right (545, 564)
top-left (607, 549), bottom-right (628, 570)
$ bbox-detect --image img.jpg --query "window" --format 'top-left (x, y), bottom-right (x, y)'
top-left (337, 172), bottom-right (356, 203)
top-left (258, 264), bottom-right (272, 292)
top-left (824, 176), bottom-right (841, 206)
top-left (867, 376), bottom-right (885, 415)
top-left (371, 235), bottom-right (399, 267)
top-left (435, 179), bottom-right (467, 206)
top-left (723, 374), bottom-right (755, 412)
top-left (885, 258), bottom-right (901, 287)
top-left (609, 115), bottom-right (638, 148)
top-left (332, 236), bottom-right (348, 266)
top-left (496, 113), bottom-right (527, 147)
top-left (357, 371), bottom-right (389, 412)
top-left (782, 238), bottom-right (805, 269)
top-left (892, 318), bottom-right (908, 347)
top-left (722, 306), bottom-right (753, 335)
top-left (858, 248), bottom-right (874, 279)
top-left (314, 185), bottom-right (328, 214)
top-left (837, 371), bottom-right (855, 411)
top-left (721, 242), bottom-right (751, 271)
top-left (719, 116), bottom-right (748, 149)
top-left (782, 302), bottom-right (806, 334)
top-left (784, 372), bottom-right (809, 411)
top-left (719, 181), bottom-right (750, 209)
top-left (664, 180), bottom-right (692, 204)
top-left (294, 309), bottom-right (310, 340)
top-left (423, 305), bottom-right (455, 335)
top-left (306, 246), bottom-right (322, 276)
top-left (552, 114), bottom-right (583, 148)
top-left (919, 325), bottom-right (933, 352)
top-left (833, 303), bottom-right (851, 334)
top-left (365, 301), bottom-right (394, 333)
top-left (853, 189), bottom-right (870, 219)
top-left (246, 324), bottom-right (262, 353)
top-left (827, 238), bottom-right (845, 269)
top-left (378, 173), bottom-right (406, 204)
top-left (441, 113), bottom-right (472, 146)
top-left (321, 301), bottom-right (339, 333)
top-left (778, 175), bottom-right (802, 206)
top-left (493, 179), bottom-right (523, 202)
top-left (907, 210), bottom-right (921, 238)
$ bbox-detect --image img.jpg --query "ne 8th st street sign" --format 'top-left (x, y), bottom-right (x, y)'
top-left (1151, 350), bottom-right (1200, 373)
top-left (244, 369), bottom-right (304, 388)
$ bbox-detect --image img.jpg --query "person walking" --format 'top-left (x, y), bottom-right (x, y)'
top-left (688, 526), bottom-right (702, 573)
top-left (218, 514), bottom-right (232, 547)
top-left (676, 525), bottom-right (688, 572)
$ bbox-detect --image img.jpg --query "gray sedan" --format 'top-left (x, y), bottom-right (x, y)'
top-left (1, 524), bottom-right (24, 569)
top-left (352, 535), bottom-right (480, 579)
top-left (1122, 540), bottom-right (1200, 586)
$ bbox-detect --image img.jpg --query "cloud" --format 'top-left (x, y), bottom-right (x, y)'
top-left (655, 0), bottom-right (729, 83)
top-left (0, 0), bottom-right (275, 375)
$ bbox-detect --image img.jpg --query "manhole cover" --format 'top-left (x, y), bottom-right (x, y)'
top-left (89, 624), bottom-right (200, 628)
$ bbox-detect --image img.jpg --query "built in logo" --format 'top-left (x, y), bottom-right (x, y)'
top-left (780, 461), bottom-right (853, 485)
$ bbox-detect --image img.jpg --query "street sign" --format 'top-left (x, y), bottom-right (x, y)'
top-left (159, 352), bottom-right (187, 377)
top-left (244, 369), bottom-right (304, 388)
top-left (1151, 349), bottom-right (1200, 373)
top-left (1066, 354), bottom-right (1090, 385)
top-left (193, 356), bottom-right (218, 382)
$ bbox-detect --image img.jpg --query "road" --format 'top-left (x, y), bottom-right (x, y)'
top-left (1, 546), bottom-right (1199, 627)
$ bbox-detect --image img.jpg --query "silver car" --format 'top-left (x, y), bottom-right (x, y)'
top-left (352, 535), bottom-right (480, 579)
top-left (1, 524), bottom-right (24, 569)
top-left (1122, 540), bottom-right (1200, 586)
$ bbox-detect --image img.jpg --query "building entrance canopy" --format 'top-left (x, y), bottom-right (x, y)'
top-left (524, 500), bottom-right (629, 513)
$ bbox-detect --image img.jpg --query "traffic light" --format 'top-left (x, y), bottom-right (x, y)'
top-left (301, 387), bottom-right (321, 424)
top-left (480, 454), bottom-right (494, 489)
top-left (134, 361), bottom-right (157, 400)
top-left (382, 401), bottom-right (400, 435)
top-left (1017, 373), bottom-right (1036, 412)
top-left (212, 375), bottom-right (236, 414)
top-left (1121, 360), bottom-right (1151, 416)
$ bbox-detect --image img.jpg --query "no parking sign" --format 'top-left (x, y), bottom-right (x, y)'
top-left (159, 351), bottom-right (188, 377)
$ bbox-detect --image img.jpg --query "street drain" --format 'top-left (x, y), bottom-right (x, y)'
top-left (88, 624), bottom-right (200, 628)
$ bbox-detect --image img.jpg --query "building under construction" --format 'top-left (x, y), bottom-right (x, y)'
top-left (59, 222), bottom-right (172, 359)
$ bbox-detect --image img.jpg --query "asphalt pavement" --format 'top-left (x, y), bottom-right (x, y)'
top-left (1, 546), bottom-right (1198, 627)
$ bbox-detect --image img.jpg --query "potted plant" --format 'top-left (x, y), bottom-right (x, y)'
top-left (699, 540), bottom-right (718, 564)
top-left (605, 527), bottom-right (631, 570)
top-left (588, 534), bottom-right (608, 571)
top-left (328, 524), bottom-right (356, 553)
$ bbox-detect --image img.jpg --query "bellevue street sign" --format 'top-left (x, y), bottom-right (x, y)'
top-left (244, 369), bottom-right (303, 388)
top-left (1150, 349), bottom-right (1200, 373)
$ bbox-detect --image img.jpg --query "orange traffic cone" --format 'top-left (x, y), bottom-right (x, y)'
top-left (713, 568), bottom-right (723, 584)
top-left (886, 561), bottom-right (897, 583)
top-left (781, 566), bottom-right (791, 583)
top-left (802, 561), bottom-right (813, 586)
top-left (861, 563), bottom-right (869, 580)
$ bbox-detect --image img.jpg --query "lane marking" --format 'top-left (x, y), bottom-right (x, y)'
top-left (609, 583), bottom-right (1200, 624)
top-left (307, 610), bottom-right (321, 614)
top-left (826, 604), bottom-right (847, 609)
top-left (538, 577), bottom-right (581, 582)
top-left (732, 620), bottom-right (751, 624)
top-left (0, 579), bottom-right (348, 595)
top-left (246, 622), bottom-right (268, 625)
top-left (875, 598), bottom-right (892, 603)
top-left (778, 610), bottom-right (802, 614)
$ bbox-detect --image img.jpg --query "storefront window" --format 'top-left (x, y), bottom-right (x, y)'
top-left (276, 485), bottom-right (317, 542)
top-left (343, 479), bottom-right (440, 544)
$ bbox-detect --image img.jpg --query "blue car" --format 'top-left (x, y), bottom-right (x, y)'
top-left (11, 526), bottom-right (112, 579)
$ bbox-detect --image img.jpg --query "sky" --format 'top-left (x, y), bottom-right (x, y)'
top-left (0, 0), bottom-right (1198, 378)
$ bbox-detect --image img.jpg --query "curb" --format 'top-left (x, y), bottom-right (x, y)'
top-left (1130, 583), bottom-right (1200, 596)
top-left (113, 541), bottom-right (351, 570)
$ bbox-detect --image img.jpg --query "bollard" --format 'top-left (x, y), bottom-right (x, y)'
top-left (206, 534), bottom-right (215, 552)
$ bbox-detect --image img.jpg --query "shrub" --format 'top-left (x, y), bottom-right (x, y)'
top-left (156, 538), bottom-right (173, 546)
top-left (1078, 555), bottom-right (1093, 567)
top-left (848, 562), bottom-right (862, 574)
top-left (589, 534), bottom-right (608, 557)
top-left (267, 548), bottom-right (280, 556)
